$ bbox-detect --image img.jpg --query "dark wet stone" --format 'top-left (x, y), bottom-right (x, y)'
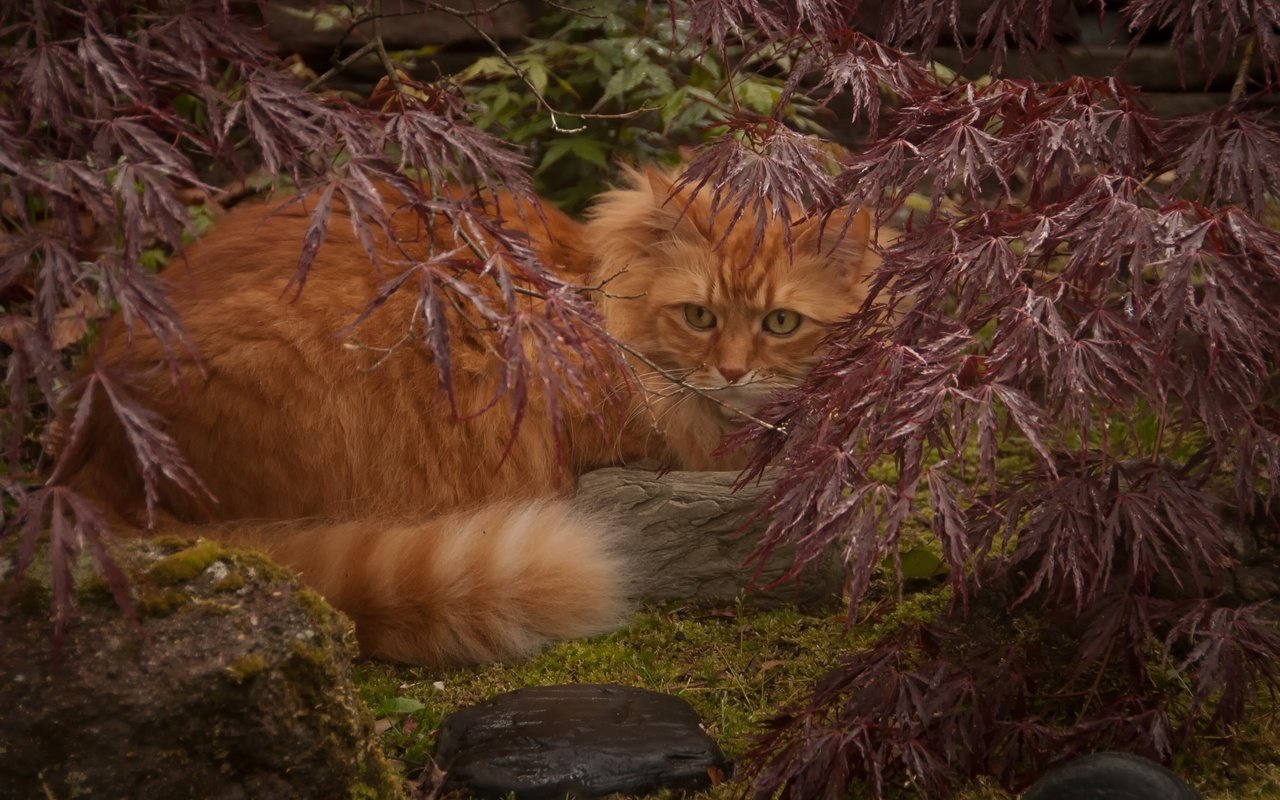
top-left (1022, 752), bottom-right (1200, 800)
top-left (435, 684), bottom-right (731, 799)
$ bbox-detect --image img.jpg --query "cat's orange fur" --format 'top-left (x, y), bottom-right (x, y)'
top-left (65, 167), bottom-right (879, 666)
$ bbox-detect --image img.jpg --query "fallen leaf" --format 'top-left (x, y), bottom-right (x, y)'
top-left (51, 291), bottom-right (107, 350)
top-left (408, 757), bottom-right (448, 800)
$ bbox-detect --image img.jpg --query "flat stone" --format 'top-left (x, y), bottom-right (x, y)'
top-left (1022, 752), bottom-right (1200, 800)
top-left (574, 468), bottom-right (844, 609)
top-left (435, 684), bottom-right (731, 798)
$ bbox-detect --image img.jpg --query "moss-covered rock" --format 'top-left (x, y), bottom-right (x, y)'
top-left (0, 537), bottom-right (402, 800)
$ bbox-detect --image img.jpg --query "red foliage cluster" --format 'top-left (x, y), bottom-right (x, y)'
top-left (0, 1), bottom-right (611, 642)
top-left (3, 1), bottom-right (1279, 796)
top-left (676, 1), bottom-right (1280, 795)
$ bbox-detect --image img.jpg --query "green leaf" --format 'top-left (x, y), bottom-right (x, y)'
top-left (525, 61), bottom-right (550, 97)
top-left (899, 547), bottom-right (949, 581)
top-left (734, 78), bottom-right (780, 114)
top-left (536, 138), bottom-right (576, 174)
top-left (661, 88), bottom-right (689, 133)
top-left (536, 137), bottom-right (608, 175)
top-left (639, 62), bottom-right (675, 97)
top-left (601, 65), bottom-right (638, 105)
top-left (568, 137), bottom-right (609, 168)
top-left (139, 248), bottom-right (170, 272)
top-left (458, 56), bottom-right (517, 82)
top-left (377, 696), bottom-right (425, 716)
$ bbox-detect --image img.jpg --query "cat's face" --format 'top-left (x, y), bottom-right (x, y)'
top-left (587, 167), bottom-right (877, 467)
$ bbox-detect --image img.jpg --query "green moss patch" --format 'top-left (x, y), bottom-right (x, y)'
top-left (137, 589), bottom-right (191, 617)
top-left (147, 540), bottom-right (229, 585)
top-left (224, 654), bottom-right (268, 683)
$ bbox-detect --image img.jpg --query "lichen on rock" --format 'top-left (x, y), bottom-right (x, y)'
top-left (0, 537), bottom-right (402, 800)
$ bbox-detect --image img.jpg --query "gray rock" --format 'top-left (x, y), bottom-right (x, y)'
top-left (436, 684), bottom-right (731, 798)
top-left (1234, 563), bottom-right (1280, 603)
top-left (574, 468), bottom-right (844, 608)
top-left (0, 538), bottom-right (400, 800)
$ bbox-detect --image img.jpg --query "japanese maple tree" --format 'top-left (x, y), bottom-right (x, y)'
top-left (2, 1), bottom-right (1279, 797)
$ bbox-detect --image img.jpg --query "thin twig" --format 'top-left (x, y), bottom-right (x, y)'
top-left (609, 338), bottom-right (785, 432)
top-left (449, 10), bottom-right (657, 131)
top-left (380, 196), bottom-right (784, 432)
top-left (429, 237), bottom-right (784, 432)
top-left (304, 39), bottom-right (379, 92)
top-left (575, 267), bottom-right (646, 300)
top-left (370, 0), bottom-right (404, 96)
top-left (347, 328), bottom-right (415, 372)
top-left (427, 0), bottom-right (533, 18)
top-left (456, 14), bottom-right (585, 133)
top-left (1230, 35), bottom-right (1256, 104)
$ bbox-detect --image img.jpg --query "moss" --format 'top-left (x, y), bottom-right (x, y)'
top-left (11, 578), bottom-right (51, 615)
top-left (346, 742), bottom-right (406, 800)
top-left (868, 584), bottom-right (952, 639)
top-left (75, 574), bottom-right (115, 605)
top-left (289, 640), bottom-right (331, 670)
top-left (296, 587), bottom-right (342, 625)
top-left (231, 548), bottom-right (296, 584)
top-left (212, 573), bottom-right (245, 593)
top-left (189, 598), bottom-right (238, 616)
top-left (348, 602), bottom-right (856, 775)
top-left (224, 654), bottom-right (268, 683)
top-left (147, 540), bottom-right (228, 586)
top-left (137, 589), bottom-right (191, 617)
top-left (149, 535), bottom-right (194, 553)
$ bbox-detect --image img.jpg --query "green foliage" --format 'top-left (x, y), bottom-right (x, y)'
top-left (457, 0), bottom-right (821, 211)
top-left (376, 696), bottom-right (426, 716)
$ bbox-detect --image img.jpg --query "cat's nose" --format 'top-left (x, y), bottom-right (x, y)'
top-left (719, 366), bottom-right (748, 384)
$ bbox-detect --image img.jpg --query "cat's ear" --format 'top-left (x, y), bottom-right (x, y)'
top-left (639, 167), bottom-right (712, 243)
top-left (797, 206), bottom-right (873, 288)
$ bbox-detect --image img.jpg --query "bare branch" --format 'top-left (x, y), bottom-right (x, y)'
top-left (1230, 35), bottom-right (1257, 104)
top-left (304, 40), bottom-right (379, 92)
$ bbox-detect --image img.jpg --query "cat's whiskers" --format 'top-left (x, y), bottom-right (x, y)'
top-left (647, 387), bottom-right (701, 430)
top-left (608, 370), bottom-right (690, 437)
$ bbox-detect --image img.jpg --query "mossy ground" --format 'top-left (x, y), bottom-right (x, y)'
top-left (352, 600), bottom-right (853, 797)
top-left (351, 583), bottom-right (1280, 799)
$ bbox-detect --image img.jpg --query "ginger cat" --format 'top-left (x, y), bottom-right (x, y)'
top-left (65, 166), bottom-right (878, 666)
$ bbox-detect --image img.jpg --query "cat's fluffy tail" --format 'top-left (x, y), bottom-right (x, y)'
top-left (201, 501), bottom-right (629, 666)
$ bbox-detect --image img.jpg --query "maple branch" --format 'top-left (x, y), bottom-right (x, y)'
top-left (448, 9), bottom-right (657, 132)
top-left (606, 338), bottom-right (785, 433)
top-left (304, 40), bottom-right (379, 92)
top-left (368, 0), bottom-right (404, 96)
top-left (428, 221), bottom-right (785, 432)
top-left (1229, 35), bottom-right (1256, 104)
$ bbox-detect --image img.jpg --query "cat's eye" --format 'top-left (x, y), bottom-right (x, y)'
top-left (683, 304), bottom-right (717, 330)
top-left (762, 309), bottom-right (802, 335)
